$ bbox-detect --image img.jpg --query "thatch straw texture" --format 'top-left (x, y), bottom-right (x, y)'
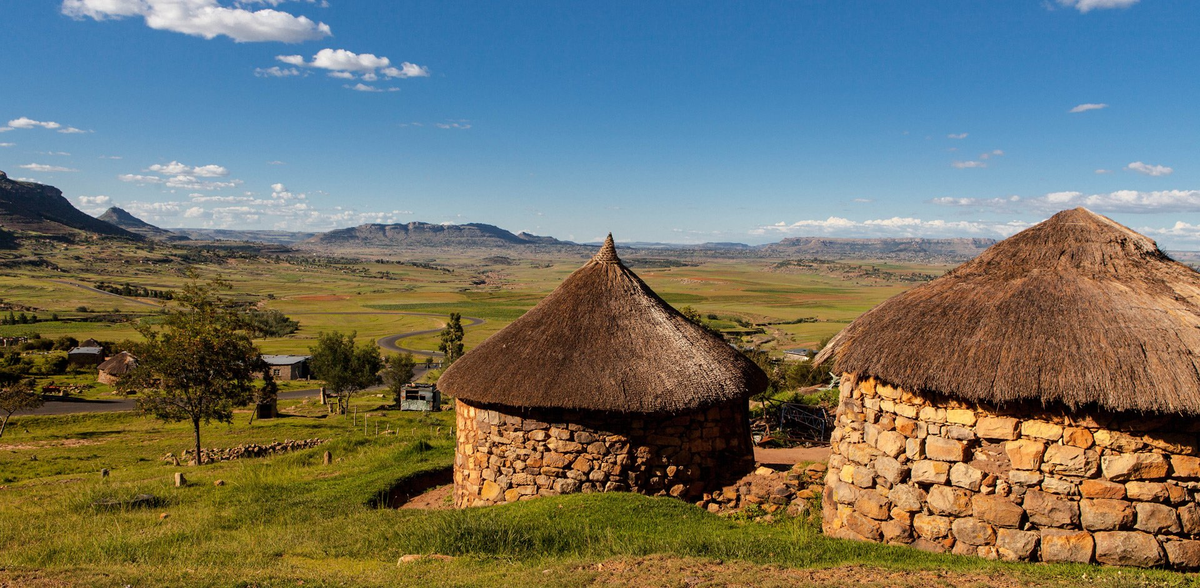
top-left (439, 235), bottom-right (768, 413)
top-left (97, 351), bottom-right (137, 376)
top-left (815, 207), bottom-right (1200, 415)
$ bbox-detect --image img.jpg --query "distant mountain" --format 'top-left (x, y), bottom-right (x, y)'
top-left (760, 236), bottom-right (995, 262)
top-left (171, 228), bottom-right (316, 245)
top-left (303, 222), bottom-right (571, 249)
top-left (0, 171), bottom-right (139, 240)
top-left (98, 207), bottom-right (190, 242)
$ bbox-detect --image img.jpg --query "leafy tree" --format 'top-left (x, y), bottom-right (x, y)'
top-left (52, 336), bottom-right (79, 351)
top-left (242, 309), bottom-right (300, 338)
top-left (117, 277), bottom-right (259, 465)
top-left (0, 372), bottom-right (41, 439)
top-left (309, 331), bottom-right (382, 415)
top-left (678, 305), bottom-right (724, 339)
top-left (437, 313), bottom-right (465, 366)
top-left (382, 353), bottom-right (417, 407)
top-left (247, 364), bottom-right (278, 425)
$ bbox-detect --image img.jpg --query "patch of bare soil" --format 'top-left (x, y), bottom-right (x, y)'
top-left (400, 484), bottom-right (453, 510)
top-left (574, 557), bottom-right (1032, 588)
top-left (753, 446), bottom-right (830, 466)
top-left (0, 438), bottom-right (100, 451)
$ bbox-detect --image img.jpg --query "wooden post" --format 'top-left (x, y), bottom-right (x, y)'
top-left (323, 450), bottom-right (332, 465)
top-left (174, 472), bottom-right (186, 487)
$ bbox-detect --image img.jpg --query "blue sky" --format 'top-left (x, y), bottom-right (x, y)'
top-left (1, 0), bottom-right (1198, 247)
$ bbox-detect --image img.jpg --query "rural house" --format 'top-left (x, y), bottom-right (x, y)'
top-left (97, 351), bottom-right (137, 385)
top-left (67, 346), bottom-right (104, 368)
top-left (817, 208), bottom-right (1200, 569)
top-left (260, 355), bottom-right (311, 381)
top-left (439, 235), bottom-right (768, 508)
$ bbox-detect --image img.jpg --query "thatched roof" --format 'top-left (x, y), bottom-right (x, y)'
top-left (438, 235), bottom-right (768, 413)
top-left (98, 351), bottom-right (137, 376)
top-left (815, 207), bottom-right (1200, 415)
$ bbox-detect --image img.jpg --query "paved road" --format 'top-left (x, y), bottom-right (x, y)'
top-left (47, 279), bottom-right (163, 308)
top-left (375, 314), bottom-right (485, 358)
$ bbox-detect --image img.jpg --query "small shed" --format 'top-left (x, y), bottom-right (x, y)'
top-left (440, 235), bottom-right (768, 507)
top-left (818, 208), bottom-right (1200, 569)
top-left (97, 351), bottom-right (137, 385)
top-left (399, 383), bottom-right (441, 412)
top-left (261, 355), bottom-right (311, 380)
top-left (783, 348), bottom-right (814, 362)
top-left (67, 346), bottom-right (105, 367)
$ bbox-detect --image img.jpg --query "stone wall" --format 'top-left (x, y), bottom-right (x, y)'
top-left (823, 375), bottom-right (1200, 568)
top-left (454, 399), bottom-right (754, 507)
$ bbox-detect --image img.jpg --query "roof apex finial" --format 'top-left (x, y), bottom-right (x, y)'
top-left (593, 233), bottom-right (619, 263)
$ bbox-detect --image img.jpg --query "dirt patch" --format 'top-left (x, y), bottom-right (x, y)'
top-left (0, 438), bottom-right (101, 451)
top-left (575, 556), bottom-right (1033, 588)
top-left (370, 466), bottom-right (453, 509)
top-left (294, 294), bottom-right (350, 301)
top-left (754, 446), bottom-right (830, 466)
top-left (401, 484), bottom-right (453, 510)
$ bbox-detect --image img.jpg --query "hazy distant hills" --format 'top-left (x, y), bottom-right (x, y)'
top-left (761, 237), bottom-right (997, 262)
top-left (170, 228), bottom-right (317, 245)
top-left (98, 207), bottom-right (191, 242)
top-left (302, 222), bottom-right (570, 249)
top-left (0, 171), bottom-right (140, 240)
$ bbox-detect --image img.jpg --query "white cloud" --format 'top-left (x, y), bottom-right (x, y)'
top-left (952, 160), bottom-right (987, 169)
top-left (978, 149), bottom-right (1004, 160)
top-left (327, 71), bottom-right (355, 79)
top-left (61, 0), bottom-right (332, 43)
top-left (7, 117), bottom-right (61, 130)
top-left (1095, 169), bottom-right (1114, 174)
top-left (346, 83), bottom-right (384, 92)
top-left (58, 127), bottom-right (90, 134)
top-left (947, 133), bottom-right (968, 140)
top-left (0, 143), bottom-right (13, 147)
top-left (932, 189), bottom-right (1200, 214)
top-left (1056, 0), bottom-right (1140, 13)
top-left (79, 195), bottom-right (111, 206)
top-left (1126, 161), bottom-right (1173, 177)
top-left (191, 164), bottom-right (229, 177)
top-left (20, 163), bottom-right (78, 172)
top-left (255, 66), bottom-right (302, 77)
top-left (1069, 103), bottom-right (1108, 113)
top-left (99, 155), bottom-right (123, 159)
top-left (147, 160), bottom-right (229, 177)
top-left (851, 198), bottom-right (873, 203)
top-left (434, 121), bottom-right (471, 129)
top-left (382, 62), bottom-right (430, 78)
top-left (751, 216), bottom-right (1028, 239)
top-left (277, 54), bottom-right (306, 66)
top-left (184, 206), bottom-right (206, 218)
top-left (119, 173), bottom-right (163, 184)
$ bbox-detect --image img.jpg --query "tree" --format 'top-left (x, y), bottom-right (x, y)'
top-left (247, 363), bottom-right (278, 425)
top-left (0, 372), bottom-right (42, 439)
top-left (438, 313), bottom-right (464, 366)
top-left (117, 277), bottom-right (259, 465)
top-left (382, 353), bottom-right (417, 408)
top-left (309, 331), bottom-right (382, 415)
top-left (52, 335), bottom-right (78, 351)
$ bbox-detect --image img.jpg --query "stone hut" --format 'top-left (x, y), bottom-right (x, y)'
top-left (97, 351), bottom-right (137, 385)
top-left (816, 208), bottom-right (1200, 568)
top-left (439, 235), bottom-right (767, 508)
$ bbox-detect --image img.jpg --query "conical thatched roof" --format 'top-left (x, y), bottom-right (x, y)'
top-left (98, 351), bottom-right (137, 376)
top-left (438, 235), bottom-right (768, 413)
top-left (816, 208), bottom-right (1200, 414)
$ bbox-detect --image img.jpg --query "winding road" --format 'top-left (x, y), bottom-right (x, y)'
top-left (19, 311), bottom-right (485, 416)
top-left (48, 280), bottom-right (164, 308)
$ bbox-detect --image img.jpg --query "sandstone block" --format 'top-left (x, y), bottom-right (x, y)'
top-left (911, 537), bottom-right (953, 554)
top-left (1168, 484), bottom-right (1189, 505)
top-left (913, 514), bottom-right (952, 539)
top-left (1165, 540), bottom-right (1200, 569)
top-left (1142, 432), bottom-right (1199, 456)
top-left (1007, 470), bottom-right (1043, 486)
top-left (894, 403), bottom-right (918, 419)
top-left (855, 492), bottom-right (892, 521)
top-left (831, 481), bottom-right (858, 505)
top-left (1005, 439), bottom-right (1046, 470)
top-left (845, 511), bottom-right (883, 542)
top-left (972, 494), bottom-right (1025, 528)
top-left (946, 409), bottom-right (976, 426)
top-left (1024, 490), bottom-right (1079, 527)
top-left (881, 519), bottom-right (913, 544)
top-left (976, 416), bottom-right (1019, 440)
top-left (950, 462), bottom-right (983, 491)
top-left (1179, 503), bottom-right (1200, 535)
top-left (1063, 427), bottom-right (1094, 448)
top-left (1094, 531), bottom-right (1164, 567)
top-left (888, 484), bottom-right (925, 512)
top-left (1134, 502), bottom-right (1181, 534)
top-left (918, 406), bottom-right (943, 423)
top-left (910, 460), bottom-right (949, 485)
top-left (1080, 479), bottom-right (1125, 499)
top-left (905, 438), bottom-right (924, 460)
top-left (1041, 477), bottom-right (1077, 496)
top-left (952, 517), bottom-right (996, 546)
top-left (1126, 481), bottom-right (1168, 502)
top-left (1043, 444), bottom-right (1097, 477)
top-left (1171, 455), bottom-right (1200, 479)
top-left (1102, 453), bottom-right (1168, 481)
top-left (996, 528), bottom-right (1039, 562)
top-left (1040, 529), bottom-right (1094, 564)
top-left (1094, 430), bottom-right (1145, 453)
top-left (876, 431), bottom-right (906, 458)
top-left (925, 436), bottom-right (966, 462)
top-left (481, 480), bottom-right (502, 501)
top-left (851, 465), bottom-right (876, 488)
top-left (1080, 499), bottom-right (1134, 531)
top-left (875, 456), bottom-right (909, 485)
top-left (1020, 420), bottom-right (1063, 441)
top-left (927, 485), bottom-right (973, 517)
top-left (895, 416), bottom-right (917, 437)
top-left (543, 452), bottom-right (570, 468)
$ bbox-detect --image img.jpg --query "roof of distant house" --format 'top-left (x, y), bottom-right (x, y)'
top-left (816, 207), bottom-right (1200, 415)
top-left (68, 346), bottom-right (103, 355)
top-left (262, 354), bottom-right (310, 366)
top-left (98, 351), bottom-right (137, 375)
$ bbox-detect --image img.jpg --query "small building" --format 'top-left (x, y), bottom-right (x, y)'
top-left (399, 383), bottom-right (441, 412)
top-left (782, 348), bottom-right (815, 362)
top-left (67, 346), bottom-right (105, 367)
top-left (818, 208), bottom-right (1200, 569)
top-left (261, 355), bottom-right (311, 380)
top-left (97, 351), bottom-right (137, 385)
top-left (440, 235), bottom-right (768, 508)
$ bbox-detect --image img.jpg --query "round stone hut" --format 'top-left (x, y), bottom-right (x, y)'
top-left (439, 235), bottom-right (767, 508)
top-left (817, 208), bottom-right (1200, 568)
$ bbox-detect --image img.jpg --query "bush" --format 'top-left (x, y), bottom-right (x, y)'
top-left (52, 336), bottom-right (79, 351)
top-left (243, 309), bottom-right (300, 338)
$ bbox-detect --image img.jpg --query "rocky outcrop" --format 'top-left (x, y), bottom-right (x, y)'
top-left (823, 376), bottom-right (1200, 569)
top-left (97, 207), bottom-right (189, 241)
top-left (170, 438), bottom-right (324, 464)
top-left (0, 171), bottom-right (139, 239)
top-left (305, 221), bottom-right (570, 250)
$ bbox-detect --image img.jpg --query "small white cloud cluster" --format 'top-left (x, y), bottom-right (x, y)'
top-left (751, 216), bottom-right (1029, 238)
top-left (1126, 161), bottom-right (1173, 177)
top-left (1069, 103), bottom-right (1108, 113)
top-left (254, 66), bottom-right (302, 77)
top-left (61, 0), bottom-right (331, 43)
top-left (0, 117), bottom-right (88, 134)
top-left (20, 163), bottom-right (79, 173)
top-left (1056, 0), bottom-right (1140, 13)
top-left (932, 189), bottom-right (1200, 213)
top-left (119, 159), bottom-right (240, 190)
top-left (270, 48), bottom-right (429, 91)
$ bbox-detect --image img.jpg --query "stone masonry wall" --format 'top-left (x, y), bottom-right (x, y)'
top-left (454, 399), bottom-right (753, 507)
top-left (823, 375), bottom-right (1200, 569)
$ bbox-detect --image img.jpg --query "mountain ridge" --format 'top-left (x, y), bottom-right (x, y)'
top-left (98, 207), bottom-right (191, 241)
top-left (0, 171), bottom-right (139, 240)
